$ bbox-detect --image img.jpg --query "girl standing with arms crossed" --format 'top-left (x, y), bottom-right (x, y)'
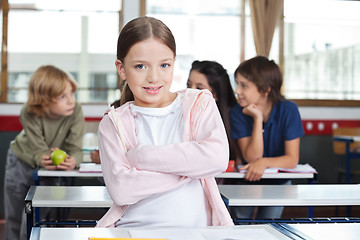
top-left (96, 16), bottom-right (233, 228)
top-left (4, 65), bottom-right (84, 240)
top-left (230, 56), bottom-right (304, 219)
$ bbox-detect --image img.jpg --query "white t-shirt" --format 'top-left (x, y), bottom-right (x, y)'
top-left (115, 92), bottom-right (211, 227)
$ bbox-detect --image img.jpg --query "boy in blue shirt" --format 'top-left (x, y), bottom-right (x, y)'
top-left (230, 56), bottom-right (304, 219)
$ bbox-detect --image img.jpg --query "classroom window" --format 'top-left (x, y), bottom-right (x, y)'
top-left (148, 0), bottom-right (360, 101)
top-left (147, 0), bottom-right (241, 91)
top-left (146, 0), bottom-right (279, 91)
top-left (284, 0), bottom-right (360, 100)
top-left (4, 0), bottom-right (121, 103)
top-left (2, 0), bottom-right (360, 103)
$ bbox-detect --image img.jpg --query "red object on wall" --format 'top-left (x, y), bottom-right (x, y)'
top-left (0, 116), bottom-right (102, 131)
top-left (302, 120), bottom-right (360, 135)
top-left (0, 116), bottom-right (22, 131)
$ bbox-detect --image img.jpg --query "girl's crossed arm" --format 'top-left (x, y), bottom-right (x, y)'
top-left (128, 94), bottom-right (229, 179)
top-left (99, 115), bottom-right (191, 206)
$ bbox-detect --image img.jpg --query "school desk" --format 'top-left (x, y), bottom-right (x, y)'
top-left (333, 135), bottom-right (360, 183)
top-left (276, 222), bottom-right (360, 240)
top-left (33, 165), bottom-right (102, 185)
top-left (28, 223), bottom-right (360, 240)
top-left (28, 224), bottom-right (292, 240)
top-left (25, 185), bottom-right (112, 238)
top-left (33, 163), bottom-right (317, 185)
top-left (219, 184), bottom-right (360, 220)
top-left (219, 184), bottom-right (360, 206)
top-left (26, 184), bottom-right (360, 227)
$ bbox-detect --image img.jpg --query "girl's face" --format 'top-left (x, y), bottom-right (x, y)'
top-left (48, 81), bottom-right (75, 118)
top-left (116, 38), bottom-right (176, 108)
top-left (187, 70), bottom-right (212, 91)
top-left (187, 70), bottom-right (216, 100)
top-left (234, 73), bottom-right (268, 107)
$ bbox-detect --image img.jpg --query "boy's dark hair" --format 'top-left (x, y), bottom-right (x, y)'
top-left (234, 56), bottom-right (284, 104)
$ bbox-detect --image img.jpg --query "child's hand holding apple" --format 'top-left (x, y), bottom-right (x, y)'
top-left (41, 148), bottom-right (76, 170)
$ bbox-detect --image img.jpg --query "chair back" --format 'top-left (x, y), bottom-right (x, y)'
top-left (333, 127), bottom-right (360, 155)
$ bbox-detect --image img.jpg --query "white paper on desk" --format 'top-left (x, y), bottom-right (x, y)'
top-left (78, 163), bottom-right (102, 173)
top-left (130, 228), bottom-right (280, 240)
top-left (277, 163), bottom-right (317, 173)
top-left (129, 229), bottom-right (205, 240)
top-left (238, 166), bottom-right (278, 174)
top-left (237, 163), bottom-right (317, 174)
top-left (200, 228), bottom-right (280, 240)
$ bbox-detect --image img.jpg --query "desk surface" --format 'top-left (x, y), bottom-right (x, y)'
top-left (29, 225), bottom-right (291, 240)
top-left (36, 165), bottom-right (316, 180)
top-left (37, 169), bottom-right (315, 179)
top-left (334, 135), bottom-right (360, 142)
top-left (218, 171), bottom-right (315, 179)
top-left (286, 223), bottom-right (360, 240)
top-left (30, 184), bottom-right (360, 209)
top-left (218, 184), bottom-right (360, 206)
top-left (29, 186), bottom-right (112, 208)
top-left (37, 169), bottom-right (102, 177)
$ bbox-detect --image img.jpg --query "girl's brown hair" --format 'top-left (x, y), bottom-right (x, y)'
top-left (117, 16), bottom-right (176, 105)
top-left (27, 65), bottom-right (77, 117)
top-left (234, 55), bottom-right (285, 104)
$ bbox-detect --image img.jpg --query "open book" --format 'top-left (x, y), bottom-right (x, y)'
top-left (238, 163), bottom-right (317, 174)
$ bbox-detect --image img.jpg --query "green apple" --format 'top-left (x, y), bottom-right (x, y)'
top-left (50, 149), bottom-right (67, 165)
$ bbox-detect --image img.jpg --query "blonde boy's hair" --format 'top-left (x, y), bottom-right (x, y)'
top-left (27, 65), bottom-right (77, 118)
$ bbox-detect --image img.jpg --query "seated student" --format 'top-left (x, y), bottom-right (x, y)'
top-left (229, 56), bottom-right (304, 219)
top-left (4, 65), bottom-right (84, 240)
top-left (187, 60), bottom-right (239, 165)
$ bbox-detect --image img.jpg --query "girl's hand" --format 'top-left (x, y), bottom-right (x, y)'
top-left (243, 104), bottom-right (262, 120)
top-left (240, 158), bottom-right (267, 181)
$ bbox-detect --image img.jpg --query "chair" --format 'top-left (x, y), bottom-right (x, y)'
top-left (332, 127), bottom-right (360, 184)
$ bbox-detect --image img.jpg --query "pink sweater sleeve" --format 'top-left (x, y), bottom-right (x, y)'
top-left (128, 92), bottom-right (229, 178)
top-left (98, 114), bottom-right (190, 206)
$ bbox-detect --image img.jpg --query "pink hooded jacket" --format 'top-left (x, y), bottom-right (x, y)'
top-left (96, 88), bottom-right (234, 227)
